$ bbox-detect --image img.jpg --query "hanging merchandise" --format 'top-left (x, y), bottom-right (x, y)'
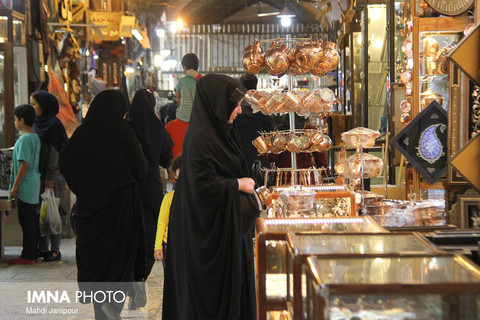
top-left (55, 31), bottom-right (82, 113)
top-left (391, 101), bottom-right (448, 184)
top-left (242, 39), bottom-right (339, 77)
top-left (48, 70), bottom-right (79, 137)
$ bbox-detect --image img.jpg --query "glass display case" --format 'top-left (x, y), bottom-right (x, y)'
top-left (288, 232), bottom-right (444, 320)
top-left (259, 231), bottom-right (444, 320)
top-left (255, 217), bottom-right (387, 320)
top-left (303, 254), bottom-right (480, 320)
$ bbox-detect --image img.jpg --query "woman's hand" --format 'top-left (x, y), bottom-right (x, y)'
top-left (45, 180), bottom-right (54, 188)
top-left (154, 249), bottom-right (163, 261)
top-left (237, 177), bottom-right (255, 194)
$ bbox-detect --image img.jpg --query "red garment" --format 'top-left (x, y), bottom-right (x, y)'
top-left (195, 74), bottom-right (203, 81)
top-left (165, 119), bottom-right (189, 158)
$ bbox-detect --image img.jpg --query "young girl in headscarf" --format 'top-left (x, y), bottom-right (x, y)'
top-left (163, 74), bottom-right (257, 320)
top-left (30, 90), bottom-right (68, 262)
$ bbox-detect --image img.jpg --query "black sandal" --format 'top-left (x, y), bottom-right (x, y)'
top-left (44, 251), bottom-right (61, 262)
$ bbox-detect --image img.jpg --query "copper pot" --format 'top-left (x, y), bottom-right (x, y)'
top-left (323, 41), bottom-right (340, 69)
top-left (311, 60), bottom-right (330, 77)
top-left (252, 135), bottom-right (271, 154)
top-left (265, 40), bottom-right (290, 77)
top-left (292, 40), bottom-right (317, 73)
top-left (285, 134), bottom-right (303, 153)
top-left (244, 90), bottom-right (269, 111)
top-left (308, 131), bottom-right (324, 152)
top-left (265, 92), bottom-right (285, 114)
top-left (282, 90), bottom-right (300, 111)
top-left (272, 132), bottom-right (289, 149)
top-left (320, 135), bottom-right (332, 151)
top-left (242, 42), bottom-right (265, 74)
top-left (301, 91), bottom-right (318, 114)
top-left (313, 40), bottom-right (325, 65)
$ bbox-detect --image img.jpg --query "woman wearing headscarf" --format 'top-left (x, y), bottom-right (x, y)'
top-left (128, 89), bottom-right (173, 307)
top-left (30, 90), bottom-right (68, 262)
top-left (163, 74), bottom-right (257, 320)
top-left (59, 90), bottom-right (148, 319)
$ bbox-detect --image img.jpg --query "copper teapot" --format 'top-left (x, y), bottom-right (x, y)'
top-left (290, 40), bottom-right (317, 75)
top-left (265, 40), bottom-right (290, 77)
top-left (323, 41), bottom-right (340, 69)
top-left (242, 41), bottom-right (265, 74)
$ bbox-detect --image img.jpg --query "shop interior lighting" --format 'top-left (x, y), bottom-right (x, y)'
top-left (156, 28), bottom-right (166, 37)
top-left (162, 58), bottom-right (178, 71)
top-left (373, 39), bottom-right (383, 49)
top-left (125, 66), bottom-right (135, 75)
top-left (276, 0), bottom-right (295, 28)
top-left (154, 54), bottom-right (162, 68)
top-left (176, 18), bottom-right (183, 30)
top-left (132, 28), bottom-right (144, 41)
top-left (160, 48), bottom-right (171, 57)
top-left (168, 22), bottom-right (177, 33)
top-left (357, 33), bottom-right (362, 45)
top-left (279, 15), bottom-right (293, 27)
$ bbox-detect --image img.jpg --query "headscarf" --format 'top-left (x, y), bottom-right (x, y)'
top-left (163, 74), bottom-right (255, 320)
top-left (60, 90), bottom-right (145, 205)
top-left (129, 89), bottom-right (173, 168)
top-left (31, 90), bottom-right (68, 151)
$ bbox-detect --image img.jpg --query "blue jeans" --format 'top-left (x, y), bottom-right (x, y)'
top-left (17, 199), bottom-right (39, 260)
top-left (39, 233), bottom-right (61, 252)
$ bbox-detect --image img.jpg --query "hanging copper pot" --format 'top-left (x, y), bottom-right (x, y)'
top-left (282, 90), bottom-right (300, 112)
top-left (242, 41), bottom-right (265, 74)
top-left (323, 41), bottom-right (340, 69)
top-left (265, 40), bottom-right (290, 77)
top-left (252, 135), bottom-right (271, 154)
top-left (292, 39), bottom-right (317, 73)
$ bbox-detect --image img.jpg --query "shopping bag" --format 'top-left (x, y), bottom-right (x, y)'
top-left (39, 188), bottom-right (62, 236)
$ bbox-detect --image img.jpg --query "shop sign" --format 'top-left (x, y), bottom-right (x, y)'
top-left (87, 10), bottom-right (122, 42)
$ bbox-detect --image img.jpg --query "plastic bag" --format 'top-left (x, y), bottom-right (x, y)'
top-left (39, 188), bottom-right (62, 236)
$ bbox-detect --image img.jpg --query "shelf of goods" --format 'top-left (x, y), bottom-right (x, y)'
top-left (242, 37), bottom-right (355, 221)
top-left (398, 9), bottom-right (470, 196)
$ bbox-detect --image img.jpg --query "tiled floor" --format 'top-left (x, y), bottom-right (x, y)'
top-left (0, 238), bottom-right (164, 319)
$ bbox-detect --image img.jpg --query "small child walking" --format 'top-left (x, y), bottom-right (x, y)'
top-left (9, 104), bottom-right (41, 265)
top-left (154, 155), bottom-right (182, 268)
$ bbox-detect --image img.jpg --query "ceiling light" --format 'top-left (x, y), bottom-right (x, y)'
top-left (176, 18), bottom-right (183, 30)
top-left (277, 0), bottom-right (295, 28)
top-left (279, 15), bottom-right (293, 27)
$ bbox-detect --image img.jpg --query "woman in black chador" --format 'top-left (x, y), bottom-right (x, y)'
top-left (163, 74), bottom-right (257, 320)
top-left (59, 90), bottom-right (148, 319)
top-left (129, 90), bottom-right (172, 279)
